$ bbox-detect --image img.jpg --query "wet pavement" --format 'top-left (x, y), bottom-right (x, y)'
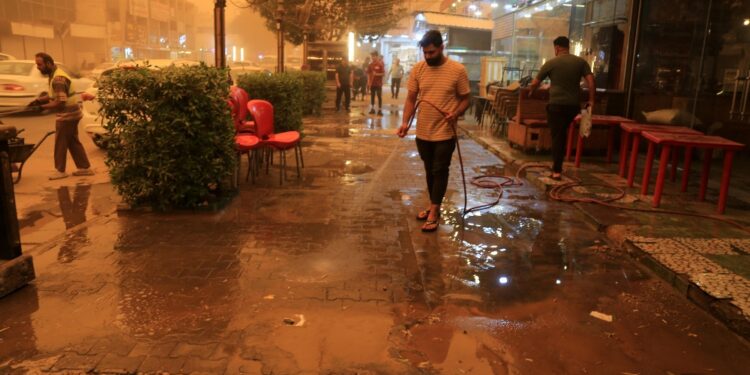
top-left (1, 96), bottom-right (750, 374)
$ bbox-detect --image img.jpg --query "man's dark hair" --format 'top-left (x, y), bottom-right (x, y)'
top-left (553, 36), bottom-right (570, 49)
top-left (419, 30), bottom-right (443, 48)
top-left (35, 52), bottom-right (54, 65)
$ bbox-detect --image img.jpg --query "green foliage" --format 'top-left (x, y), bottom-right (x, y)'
top-left (236, 72), bottom-right (304, 133)
top-left (245, 0), bottom-right (405, 43)
top-left (289, 71), bottom-right (326, 115)
top-left (97, 63), bottom-right (236, 209)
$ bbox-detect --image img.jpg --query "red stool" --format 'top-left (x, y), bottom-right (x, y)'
top-left (639, 131), bottom-right (745, 214)
top-left (619, 123), bottom-right (703, 187)
top-left (566, 115), bottom-right (634, 168)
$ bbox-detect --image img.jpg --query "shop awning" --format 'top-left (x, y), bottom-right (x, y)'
top-left (419, 12), bottom-right (493, 31)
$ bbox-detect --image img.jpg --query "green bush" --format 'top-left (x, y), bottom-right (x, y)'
top-left (236, 72), bottom-right (304, 133)
top-left (289, 71), bottom-right (326, 115)
top-left (97, 63), bottom-right (236, 209)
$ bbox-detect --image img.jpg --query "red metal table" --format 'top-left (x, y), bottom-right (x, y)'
top-left (619, 123), bottom-right (703, 187)
top-left (566, 115), bottom-right (634, 168)
top-left (639, 131), bottom-right (745, 214)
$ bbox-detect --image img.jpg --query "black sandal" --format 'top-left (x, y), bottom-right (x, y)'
top-left (416, 209), bottom-right (430, 221)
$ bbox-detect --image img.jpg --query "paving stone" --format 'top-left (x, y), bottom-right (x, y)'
top-left (88, 336), bottom-right (136, 356)
top-left (170, 342), bottom-right (218, 359)
top-left (95, 353), bottom-right (144, 374)
top-left (181, 357), bottom-right (229, 374)
top-left (651, 252), bottom-right (728, 276)
top-left (137, 356), bottom-right (185, 373)
top-left (52, 353), bottom-right (103, 371)
top-left (327, 287), bottom-right (361, 301)
top-left (692, 273), bottom-right (750, 301)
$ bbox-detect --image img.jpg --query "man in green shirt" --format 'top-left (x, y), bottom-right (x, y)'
top-left (528, 36), bottom-right (595, 180)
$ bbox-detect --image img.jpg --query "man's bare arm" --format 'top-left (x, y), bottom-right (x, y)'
top-left (585, 73), bottom-right (596, 111)
top-left (397, 90), bottom-right (418, 137)
top-left (445, 93), bottom-right (470, 122)
top-left (527, 78), bottom-right (541, 97)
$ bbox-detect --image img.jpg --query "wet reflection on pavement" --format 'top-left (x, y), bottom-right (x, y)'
top-left (1, 101), bottom-right (750, 374)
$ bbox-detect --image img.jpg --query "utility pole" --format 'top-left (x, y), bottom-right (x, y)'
top-left (276, 0), bottom-right (285, 73)
top-left (214, 0), bottom-right (227, 68)
top-left (298, 0), bottom-right (314, 67)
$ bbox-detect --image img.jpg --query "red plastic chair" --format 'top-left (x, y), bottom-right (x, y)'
top-left (247, 99), bottom-right (303, 184)
top-left (229, 86), bottom-right (255, 133)
top-left (229, 93), bottom-right (262, 183)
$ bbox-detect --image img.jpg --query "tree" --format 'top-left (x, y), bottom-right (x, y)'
top-left (245, 0), bottom-right (404, 45)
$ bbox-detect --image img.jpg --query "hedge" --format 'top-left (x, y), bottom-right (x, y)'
top-left (97, 63), bottom-right (236, 209)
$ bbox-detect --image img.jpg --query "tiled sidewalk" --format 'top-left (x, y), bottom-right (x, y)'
top-left (461, 120), bottom-right (750, 338)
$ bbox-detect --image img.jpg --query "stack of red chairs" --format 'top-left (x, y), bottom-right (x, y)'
top-left (229, 87), bottom-right (262, 182)
top-left (247, 99), bottom-right (303, 185)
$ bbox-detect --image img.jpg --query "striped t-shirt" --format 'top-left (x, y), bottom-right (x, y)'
top-left (407, 59), bottom-right (470, 141)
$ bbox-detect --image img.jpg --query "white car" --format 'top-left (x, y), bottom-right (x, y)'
top-left (81, 59), bottom-right (200, 147)
top-left (0, 60), bottom-right (93, 108)
top-left (0, 53), bottom-right (16, 61)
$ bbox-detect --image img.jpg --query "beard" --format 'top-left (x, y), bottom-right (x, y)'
top-left (38, 66), bottom-right (52, 75)
top-left (425, 55), bottom-right (442, 66)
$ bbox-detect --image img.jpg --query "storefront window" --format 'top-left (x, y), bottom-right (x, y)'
top-left (631, 0), bottom-right (750, 128)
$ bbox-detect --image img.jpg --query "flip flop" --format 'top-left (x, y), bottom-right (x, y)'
top-left (421, 219), bottom-right (439, 232)
top-left (416, 209), bottom-right (430, 221)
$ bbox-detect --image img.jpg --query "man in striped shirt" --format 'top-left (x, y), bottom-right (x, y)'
top-left (397, 30), bottom-right (471, 232)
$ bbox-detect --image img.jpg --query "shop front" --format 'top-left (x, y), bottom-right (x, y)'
top-left (491, 0), bottom-right (750, 132)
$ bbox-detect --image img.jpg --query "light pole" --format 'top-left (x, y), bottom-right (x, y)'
top-left (276, 0), bottom-right (285, 73)
top-left (303, 25), bottom-right (309, 66)
top-left (214, 0), bottom-right (227, 68)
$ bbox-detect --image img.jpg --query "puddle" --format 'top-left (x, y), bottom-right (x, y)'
top-left (308, 127), bottom-right (352, 138)
top-left (318, 160), bottom-right (374, 175)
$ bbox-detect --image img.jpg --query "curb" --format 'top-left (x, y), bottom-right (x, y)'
top-left (461, 123), bottom-right (750, 340)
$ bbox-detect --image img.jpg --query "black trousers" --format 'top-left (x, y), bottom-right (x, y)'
top-left (546, 104), bottom-right (580, 173)
top-left (336, 84), bottom-right (351, 110)
top-left (416, 138), bottom-right (456, 205)
top-left (391, 78), bottom-right (401, 98)
top-left (370, 86), bottom-right (382, 109)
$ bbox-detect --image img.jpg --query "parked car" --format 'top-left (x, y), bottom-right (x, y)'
top-left (0, 53), bottom-right (16, 61)
top-left (81, 59), bottom-right (200, 148)
top-left (228, 61), bottom-right (272, 82)
top-left (86, 61), bottom-right (118, 80)
top-left (0, 60), bottom-right (93, 108)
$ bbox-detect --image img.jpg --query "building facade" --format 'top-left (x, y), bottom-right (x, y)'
top-left (0, 0), bottom-right (197, 70)
top-left (490, 0), bottom-right (750, 128)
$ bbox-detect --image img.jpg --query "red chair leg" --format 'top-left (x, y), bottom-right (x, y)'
top-left (653, 145), bottom-right (671, 207)
top-left (717, 150), bottom-right (735, 214)
top-left (294, 145), bottom-right (301, 177)
top-left (298, 143), bottom-right (304, 168)
top-left (619, 132), bottom-right (630, 177)
top-left (627, 134), bottom-right (641, 187)
top-left (641, 141), bottom-right (655, 196)
top-left (699, 149), bottom-right (713, 201)
top-left (681, 146), bottom-right (693, 192)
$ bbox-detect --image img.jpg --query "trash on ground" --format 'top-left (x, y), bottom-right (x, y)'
top-left (283, 314), bottom-right (306, 327)
top-left (590, 311), bottom-right (613, 322)
top-left (263, 295), bottom-right (275, 300)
